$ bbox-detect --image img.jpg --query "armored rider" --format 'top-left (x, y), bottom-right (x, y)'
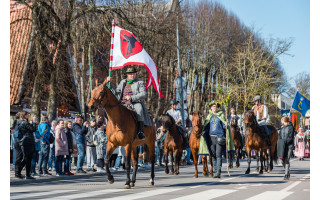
top-left (251, 95), bottom-right (272, 148)
top-left (106, 66), bottom-right (152, 140)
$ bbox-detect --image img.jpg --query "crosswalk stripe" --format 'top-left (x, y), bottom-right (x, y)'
top-left (11, 190), bottom-right (76, 200)
top-left (246, 191), bottom-right (293, 200)
top-left (170, 189), bottom-right (237, 200)
top-left (281, 181), bottom-right (301, 192)
top-left (102, 188), bottom-right (183, 200)
top-left (43, 189), bottom-right (126, 200)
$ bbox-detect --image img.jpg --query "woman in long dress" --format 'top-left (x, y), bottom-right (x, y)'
top-left (295, 127), bottom-right (305, 160)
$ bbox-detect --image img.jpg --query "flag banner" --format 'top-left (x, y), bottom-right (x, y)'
top-left (290, 112), bottom-right (300, 131)
top-left (110, 25), bottom-right (164, 97)
top-left (291, 91), bottom-right (310, 117)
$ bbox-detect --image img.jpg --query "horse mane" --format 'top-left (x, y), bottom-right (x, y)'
top-left (160, 113), bottom-right (176, 131)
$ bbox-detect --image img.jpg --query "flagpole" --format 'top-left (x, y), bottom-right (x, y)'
top-left (109, 19), bottom-right (115, 89)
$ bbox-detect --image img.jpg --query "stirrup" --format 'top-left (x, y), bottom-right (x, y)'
top-left (137, 132), bottom-right (146, 140)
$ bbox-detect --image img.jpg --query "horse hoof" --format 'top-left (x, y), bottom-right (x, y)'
top-left (193, 175), bottom-right (198, 178)
top-left (267, 169), bottom-right (271, 173)
top-left (170, 172), bottom-right (174, 175)
top-left (245, 170), bottom-right (250, 174)
top-left (174, 172), bottom-right (179, 175)
top-left (108, 178), bottom-right (114, 184)
top-left (165, 169), bottom-right (169, 174)
top-left (148, 181), bottom-right (154, 186)
top-left (130, 182), bottom-right (135, 187)
top-left (124, 185), bottom-right (131, 189)
top-left (256, 169), bottom-right (259, 173)
top-left (259, 170), bottom-right (263, 174)
top-left (209, 173), bottom-right (213, 177)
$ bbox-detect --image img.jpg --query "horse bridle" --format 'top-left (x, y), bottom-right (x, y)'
top-left (93, 85), bottom-right (121, 109)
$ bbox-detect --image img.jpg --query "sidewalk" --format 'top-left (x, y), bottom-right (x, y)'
top-left (10, 164), bottom-right (163, 186)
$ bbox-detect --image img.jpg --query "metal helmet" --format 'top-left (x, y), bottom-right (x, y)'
top-left (253, 95), bottom-right (261, 102)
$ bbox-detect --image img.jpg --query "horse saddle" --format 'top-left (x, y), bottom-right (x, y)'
top-left (122, 103), bottom-right (138, 122)
top-left (258, 125), bottom-right (272, 137)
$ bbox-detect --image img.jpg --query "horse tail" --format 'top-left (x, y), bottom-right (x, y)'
top-left (273, 142), bottom-right (278, 165)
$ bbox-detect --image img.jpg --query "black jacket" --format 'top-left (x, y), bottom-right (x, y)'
top-left (65, 128), bottom-right (74, 151)
top-left (279, 124), bottom-right (295, 147)
top-left (18, 120), bottom-right (37, 146)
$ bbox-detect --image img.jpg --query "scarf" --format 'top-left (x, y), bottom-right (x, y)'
top-left (127, 78), bottom-right (137, 84)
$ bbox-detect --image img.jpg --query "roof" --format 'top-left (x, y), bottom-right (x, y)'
top-left (10, 1), bottom-right (33, 105)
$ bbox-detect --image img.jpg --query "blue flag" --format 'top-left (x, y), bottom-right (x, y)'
top-left (291, 91), bottom-right (310, 117)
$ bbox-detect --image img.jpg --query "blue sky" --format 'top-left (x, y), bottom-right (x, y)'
top-left (194, 0), bottom-right (310, 84)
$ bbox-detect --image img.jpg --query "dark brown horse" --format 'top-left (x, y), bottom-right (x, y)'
top-left (244, 110), bottom-right (278, 174)
top-left (87, 79), bottom-right (156, 189)
top-left (229, 117), bottom-right (242, 168)
top-left (159, 114), bottom-right (183, 175)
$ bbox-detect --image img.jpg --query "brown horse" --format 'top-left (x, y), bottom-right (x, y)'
top-left (87, 79), bottom-right (156, 189)
top-left (159, 114), bottom-right (183, 175)
top-left (189, 111), bottom-right (213, 178)
top-left (229, 117), bottom-right (242, 168)
top-left (244, 110), bottom-right (278, 174)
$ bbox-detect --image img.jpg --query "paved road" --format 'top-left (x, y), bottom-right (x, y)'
top-left (10, 158), bottom-right (310, 200)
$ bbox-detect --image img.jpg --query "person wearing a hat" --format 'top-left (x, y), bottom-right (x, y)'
top-left (252, 95), bottom-right (272, 148)
top-left (278, 116), bottom-right (295, 180)
top-left (84, 117), bottom-right (98, 172)
top-left (165, 100), bottom-right (188, 149)
top-left (294, 127), bottom-right (305, 161)
top-left (106, 66), bottom-right (152, 140)
top-left (201, 100), bottom-right (234, 178)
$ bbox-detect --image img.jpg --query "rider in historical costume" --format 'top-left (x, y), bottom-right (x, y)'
top-left (106, 66), bottom-right (152, 140)
top-left (251, 95), bottom-right (272, 148)
top-left (278, 116), bottom-right (295, 180)
top-left (166, 100), bottom-right (188, 149)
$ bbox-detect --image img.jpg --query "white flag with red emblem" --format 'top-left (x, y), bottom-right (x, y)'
top-left (109, 24), bottom-right (164, 97)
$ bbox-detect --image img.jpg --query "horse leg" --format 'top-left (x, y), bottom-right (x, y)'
top-left (146, 141), bottom-right (155, 185)
top-left (229, 152), bottom-right (233, 169)
top-left (191, 149), bottom-right (198, 178)
top-left (245, 148), bottom-right (251, 174)
top-left (164, 149), bottom-right (169, 174)
top-left (259, 151), bottom-right (264, 174)
top-left (124, 145), bottom-right (132, 189)
top-left (130, 147), bottom-right (138, 187)
top-left (267, 148), bottom-right (271, 173)
top-left (236, 149), bottom-right (240, 168)
top-left (256, 151), bottom-right (260, 173)
top-left (202, 155), bottom-right (208, 176)
top-left (105, 143), bottom-right (117, 184)
top-left (174, 149), bottom-right (180, 175)
top-left (209, 156), bottom-right (214, 177)
top-left (170, 151), bottom-right (174, 175)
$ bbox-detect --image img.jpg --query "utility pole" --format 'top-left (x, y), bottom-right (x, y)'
top-left (176, 0), bottom-right (185, 127)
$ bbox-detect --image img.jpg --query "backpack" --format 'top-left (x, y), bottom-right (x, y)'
top-left (48, 131), bottom-right (55, 144)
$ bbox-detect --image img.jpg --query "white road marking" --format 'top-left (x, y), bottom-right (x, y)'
top-left (190, 185), bottom-right (201, 189)
top-left (246, 191), bottom-right (293, 200)
top-left (102, 188), bottom-right (183, 200)
top-left (281, 181), bottom-right (301, 192)
top-left (170, 189), bottom-right (237, 200)
top-left (236, 186), bottom-right (248, 190)
top-left (43, 189), bottom-right (126, 200)
top-left (10, 190), bottom-right (76, 200)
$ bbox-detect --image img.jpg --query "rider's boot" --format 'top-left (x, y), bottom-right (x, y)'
top-left (137, 121), bottom-right (146, 140)
top-left (182, 132), bottom-right (188, 150)
top-left (266, 136), bottom-right (273, 149)
top-left (214, 158), bottom-right (221, 178)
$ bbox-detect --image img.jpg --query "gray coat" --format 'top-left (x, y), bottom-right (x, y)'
top-left (111, 78), bottom-right (152, 126)
top-left (95, 129), bottom-right (106, 160)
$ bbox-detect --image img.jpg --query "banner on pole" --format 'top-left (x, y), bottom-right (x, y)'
top-left (109, 25), bottom-right (164, 97)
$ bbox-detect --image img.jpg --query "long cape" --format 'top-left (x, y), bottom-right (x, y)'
top-left (198, 110), bottom-right (235, 155)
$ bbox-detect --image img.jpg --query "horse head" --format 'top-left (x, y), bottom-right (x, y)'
top-left (230, 117), bottom-right (238, 127)
top-left (88, 79), bottom-right (108, 111)
top-left (190, 111), bottom-right (202, 135)
top-left (244, 110), bottom-right (257, 127)
top-left (159, 114), bottom-right (175, 134)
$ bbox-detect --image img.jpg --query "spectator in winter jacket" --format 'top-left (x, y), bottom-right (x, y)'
top-left (64, 121), bottom-right (74, 175)
top-left (84, 118), bottom-right (97, 172)
top-left (10, 112), bottom-right (20, 171)
top-left (54, 120), bottom-right (69, 176)
top-left (73, 116), bottom-right (88, 173)
top-left (48, 120), bottom-right (57, 171)
top-left (37, 114), bottom-right (52, 175)
top-left (95, 121), bottom-right (107, 172)
top-left (13, 111), bottom-right (38, 179)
